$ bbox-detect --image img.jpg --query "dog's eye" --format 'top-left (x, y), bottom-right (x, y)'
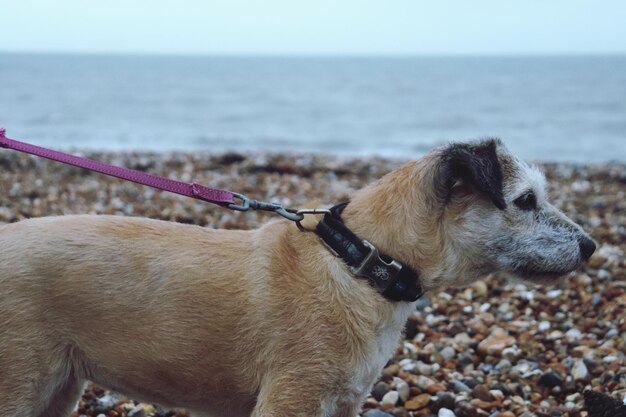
top-left (514, 192), bottom-right (537, 211)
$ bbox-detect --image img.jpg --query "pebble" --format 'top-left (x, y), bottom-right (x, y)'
top-left (404, 393), bottom-right (431, 410)
top-left (393, 377), bottom-right (410, 402)
top-left (96, 394), bottom-right (117, 408)
top-left (472, 384), bottom-right (493, 402)
top-left (495, 358), bottom-right (512, 372)
top-left (435, 392), bottom-right (456, 410)
top-left (440, 346), bottom-right (456, 360)
top-left (571, 359), bottom-right (589, 380)
top-left (127, 404), bottom-right (153, 417)
top-left (372, 381), bottom-right (391, 401)
top-left (565, 328), bottom-right (582, 341)
top-left (381, 391), bottom-right (399, 406)
top-left (547, 289), bottom-right (563, 298)
top-left (489, 389), bottom-right (504, 401)
top-left (539, 372), bottom-right (563, 388)
top-left (501, 346), bottom-right (520, 360)
top-left (414, 375), bottom-right (437, 391)
top-left (438, 408), bottom-right (456, 417)
top-left (364, 410), bottom-right (395, 417)
top-left (416, 361), bottom-right (439, 376)
top-left (477, 332), bottom-right (516, 356)
top-left (452, 380), bottom-right (472, 393)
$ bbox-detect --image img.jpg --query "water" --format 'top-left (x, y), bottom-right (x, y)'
top-left (1, 53), bottom-right (625, 161)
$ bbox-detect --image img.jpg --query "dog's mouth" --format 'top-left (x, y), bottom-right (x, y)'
top-left (512, 265), bottom-right (574, 284)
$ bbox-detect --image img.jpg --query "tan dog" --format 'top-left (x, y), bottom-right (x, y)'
top-left (0, 139), bottom-right (595, 417)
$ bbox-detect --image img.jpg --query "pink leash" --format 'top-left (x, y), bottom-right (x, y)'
top-left (0, 128), bottom-right (304, 221)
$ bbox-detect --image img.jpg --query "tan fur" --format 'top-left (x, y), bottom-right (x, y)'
top-left (0, 142), bottom-right (593, 417)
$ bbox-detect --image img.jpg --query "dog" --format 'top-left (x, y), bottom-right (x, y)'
top-left (0, 139), bottom-right (595, 417)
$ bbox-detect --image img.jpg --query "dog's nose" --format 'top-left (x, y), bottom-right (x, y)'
top-left (579, 237), bottom-right (596, 261)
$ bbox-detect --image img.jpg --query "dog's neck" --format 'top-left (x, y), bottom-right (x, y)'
top-left (315, 202), bottom-right (423, 302)
top-left (338, 160), bottom-right (442, 290)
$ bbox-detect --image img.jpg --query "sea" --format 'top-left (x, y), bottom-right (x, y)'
top-left (1, 53), bottom-right (625, 162)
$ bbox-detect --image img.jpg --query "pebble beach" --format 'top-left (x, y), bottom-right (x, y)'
top-left (0, 150), bottom-right (625, 417)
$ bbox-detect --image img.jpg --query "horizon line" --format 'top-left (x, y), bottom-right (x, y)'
top-left (2, 49), bottom-right (626, 59)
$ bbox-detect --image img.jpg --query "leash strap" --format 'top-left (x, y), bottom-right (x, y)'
top-left (316, 203), bottom-right (424, 302)
top-left (0, 129), bottom-right (238, 206)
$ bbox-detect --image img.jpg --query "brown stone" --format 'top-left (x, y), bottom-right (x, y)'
top-left (362, 398), bottom-right (379, 409)
top-left (469, 398), bottom-right (499, 410)
top-left (404, 393), bottom-right (431, 410)
top-left (380, 403), bottom-right (395, 411)
top-left (472, 384), bottom-right (493, 402)
top-left (496, 412), bottom-right (515, 417)
top-left (477, 334), bottom-right (516, 356)
top-left (426, 383), bottom-right (447, 394)
top-left (383, 364), bottom-right (400, 377)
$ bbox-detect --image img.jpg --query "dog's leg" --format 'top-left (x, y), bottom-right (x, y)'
top-left (35, 376), bottom-right (83, 417)
top-left (251, 371), bottom-right (357, 417)
top-left (251, 374), bottom-right (319, 417)
top-left (0, 351), bottom-right (43, 416)
top-left (0, 335), bottom-right (81, 417)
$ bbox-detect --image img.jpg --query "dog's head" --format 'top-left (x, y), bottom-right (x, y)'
top-left (347, 138), bottom-right (596, 291)
top-left (425, 138), bottom-right (595, 288)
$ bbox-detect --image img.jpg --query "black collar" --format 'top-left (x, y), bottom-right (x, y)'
top-left (315, 203), bottom-right (424, 302)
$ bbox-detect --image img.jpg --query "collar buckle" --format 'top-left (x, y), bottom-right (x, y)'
top-left (351, 240), bottom-right (402, 292)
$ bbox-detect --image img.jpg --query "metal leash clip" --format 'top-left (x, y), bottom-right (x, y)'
top-left (227, 192), bottom-right (305, 222)
top-left (295, 208), bottom-right (331, 232)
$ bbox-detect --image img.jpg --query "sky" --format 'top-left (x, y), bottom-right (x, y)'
top-left (1, 0), bottom-right (626, 56)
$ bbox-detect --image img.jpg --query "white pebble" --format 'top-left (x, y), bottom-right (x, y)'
top-left (547, 289), bottom-right (563, 298)
top-left (96, 394), bottom-right (116, 408)
top-left (510, 362), bottom-right (530, 375)
top-left (548, 330), bottom-right (564, 340)
top-left (490, 389), bottom-right (504, 400)
top-left (538, 321), bottom-right (551, 331)
top-left (381, 390), bottom-right (399, 406)
top-left (440, 346), bottom-right (456, 361)
top-left (502, 346), bottom-right (520, 360)
top-left (439, 292), bottom-right (453, 301)
top-left (566, 393), bottom-right (581, 402)
top-left (571, 180), bottom-right (591, 192)
top-left (403, 341), bottom-right (418, 354)
top-left (438, 408), bottom-right (456, 417)
top-left (393, 377), bottom-right (410, 402)
top-left (572, 359), bottom-right (589, 380)
top-left (399, 358), bottom-right (416, 372)
top-left (566, 328), bottom-right (583, 341)
top-left (520, 290), bottom-right (535, 301)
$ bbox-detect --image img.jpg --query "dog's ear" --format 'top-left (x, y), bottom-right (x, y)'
top-left (435, 139), bottom-right (507, 210)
